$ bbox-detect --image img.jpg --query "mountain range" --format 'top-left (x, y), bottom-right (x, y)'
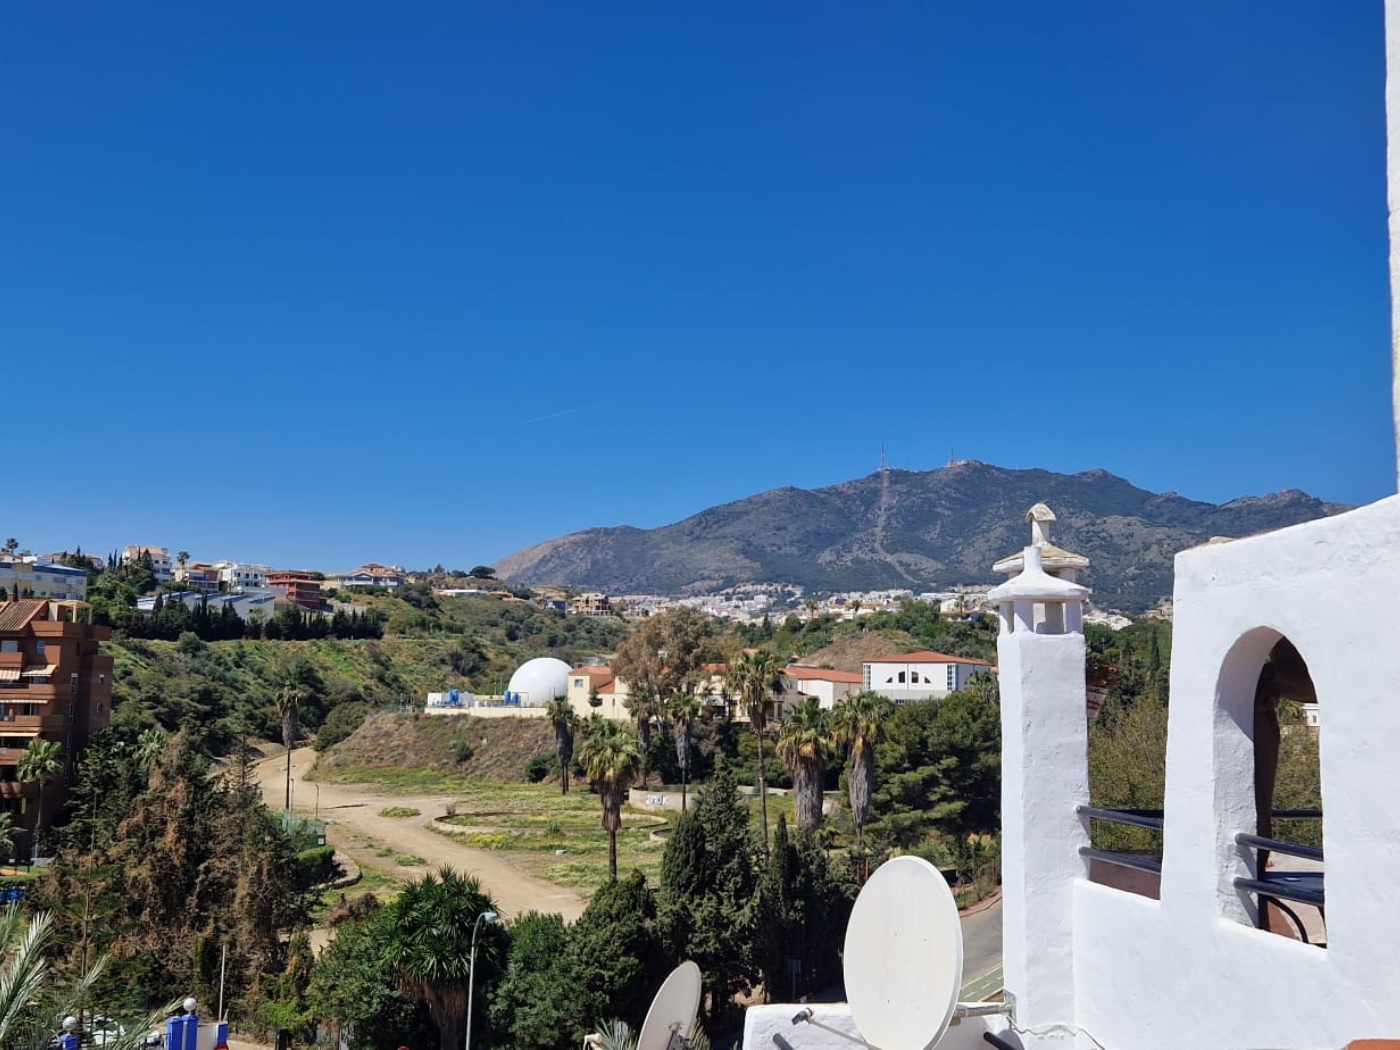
top-left (495, 461), bottom-right (1351, 613)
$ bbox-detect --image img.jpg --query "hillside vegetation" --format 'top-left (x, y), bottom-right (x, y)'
top-left (314, 712), bottom-right (554, 784)
top-left (108, 592), bottom-right (629, 751)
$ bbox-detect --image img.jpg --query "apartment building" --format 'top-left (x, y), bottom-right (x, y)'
top-left (267, 570), bottom-right (323, 611)
top-left (216, 561), bottom-right (272, 592)
top-left (121, 545), bottom-right (173, 583)
top-left (0, 599), bottom-right (112, 847)
top-left (0, 561), bottom-right (88, 602)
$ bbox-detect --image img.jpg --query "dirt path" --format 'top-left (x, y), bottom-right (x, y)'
top-left (255, 749), bottom-right (587, 922)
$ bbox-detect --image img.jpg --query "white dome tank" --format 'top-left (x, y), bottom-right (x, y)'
top-left (505, 657), bottom-right (572, 706)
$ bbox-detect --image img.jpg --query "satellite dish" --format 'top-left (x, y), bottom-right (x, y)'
top-left (844, 856), bottom-right (963, 1050)
top-left (637, 961), bottom-right (702, 1050)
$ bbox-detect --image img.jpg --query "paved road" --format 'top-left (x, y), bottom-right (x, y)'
top-left (960, 896), bottom-right (1002, 983)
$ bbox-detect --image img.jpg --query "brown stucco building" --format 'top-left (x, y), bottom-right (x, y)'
top-left (0, 599), bottom-right (112, 850)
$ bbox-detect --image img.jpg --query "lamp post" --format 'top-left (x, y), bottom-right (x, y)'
top-left (464, 910), bottom-right (498, 1050)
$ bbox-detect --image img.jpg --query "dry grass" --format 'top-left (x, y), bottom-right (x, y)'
top-left (315, 711), bottom-right (555, 783)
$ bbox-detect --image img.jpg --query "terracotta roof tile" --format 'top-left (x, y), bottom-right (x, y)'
top-left (0, 599), bottom-right (49, 632)
top-left (867, 649), bottom-right (991, 667)
top-left (785, 666), bottom-right (864, 684)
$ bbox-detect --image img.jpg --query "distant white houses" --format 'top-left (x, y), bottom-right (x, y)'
top-left (214, 561), bottom-right (272, 591)
top-left (121, 545), bottom-right (173, 583)
top-left (326, 563), bottom-right (406, 590)
top-left (0, 560), bottom-right (88, 601)
top-left (861, 649), bottom-right (992, 703)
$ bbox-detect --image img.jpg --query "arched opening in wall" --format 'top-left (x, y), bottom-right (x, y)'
top-left (1222, 633), bottom-right (1324, 945)
top-left (1081, 622), bottom-right (1171, 899)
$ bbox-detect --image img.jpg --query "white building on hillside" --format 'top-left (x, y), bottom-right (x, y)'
top-left (215, 561), bottom-right (272, 592)
top-left (861, 649), bottom-right (991, 703)
top-left (122, 545), bottom-right (173, 583)
top-left (784, 666), bottom-right (863, 709)
top-left (0, 560), bottom-right (88, 601)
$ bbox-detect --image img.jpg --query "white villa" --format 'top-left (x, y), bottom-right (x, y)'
top-left (861, 649), bottom-right (992, 703)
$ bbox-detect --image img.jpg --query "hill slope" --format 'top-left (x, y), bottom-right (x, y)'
top-left (496, 462), bottom-right (1350, 612)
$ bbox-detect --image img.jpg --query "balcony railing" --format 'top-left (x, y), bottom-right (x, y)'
top-left (1234, 824), bottom-right (1325, 944)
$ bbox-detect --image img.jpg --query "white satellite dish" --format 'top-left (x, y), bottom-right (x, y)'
top-left (637, 960), bottom-right (703, 1050)
top-left (843, 856), bottom-right (963, 1050)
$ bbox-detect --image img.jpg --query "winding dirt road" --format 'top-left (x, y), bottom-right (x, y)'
top-left (254, 748), bottom-right (588, 922)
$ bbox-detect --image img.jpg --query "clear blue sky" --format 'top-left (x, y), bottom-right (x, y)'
top-left (3, 3), bottom-right (1393, 572)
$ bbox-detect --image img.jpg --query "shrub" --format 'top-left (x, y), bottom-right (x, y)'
top-left (293, 845), bottom-right (339, 889)
top-left (378, 806), bottom-right (421, 818)
top-left (525, 754), bottom-right (555, 783)
top-left (450, 739), bottom-right (474, 765)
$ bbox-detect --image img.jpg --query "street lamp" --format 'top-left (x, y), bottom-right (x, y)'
top-left (464, 910), bottom-right (498, 1050)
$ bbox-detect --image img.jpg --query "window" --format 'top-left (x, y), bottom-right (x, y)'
top-left (898, 672), bottom-right (907, 684)
top-left (34, 642), bottom-right (44, 657)
top-left (0, 642), bottom-right (15, 654)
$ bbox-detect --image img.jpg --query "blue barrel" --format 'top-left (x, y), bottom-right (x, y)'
top-left (182, 1014), bottom-right (199, 1050)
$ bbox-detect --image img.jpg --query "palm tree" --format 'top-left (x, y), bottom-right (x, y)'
top-left (577, 717), bottom-right (641, 881)
top-left (668, 692), bottom-right (703, 811)
top-left (776, 700), bottom-right (833, 833)
top-left (0, 813), bottom-right (14, 869)
top-left (545, 697), bottom-right (577, 794)
top-left (17, 738), bottom-right (63, 860)
top-left (277, 684), bottom-right (305, 810)
top-left (0, 903), bottom-right (173, 1050)
top-left (726, 650), bottom-right (787, 851)
top-left (387, 866), bottom-right (502, 1050)
top-left (623, 689), bottom-right (660, 787)
top-left (831, 691), bottom-right (893, 863)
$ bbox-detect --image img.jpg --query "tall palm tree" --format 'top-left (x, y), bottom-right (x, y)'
top-left (545, 697), bottom-right (577, 794)
top-left (668, 692), bottom-right (702, 811)
top-left (830, 691), bottom-right (893, 861)
top-left (623, 689), bottom-right (660, 788)
top-left (388, 866), bottom-right (502, 1050)
top-left (727, 650), bottom-right (787, 851)
top-left (776, 700), bottom-right (833, 833)
top-left (0, 813), bottom-right (14, 869)
top-left (277, 684), bottom-right (305, 810)
top-left (17, 738), bottom-right (63, 859)
top-left (577, 718), bottom-right (641, 881)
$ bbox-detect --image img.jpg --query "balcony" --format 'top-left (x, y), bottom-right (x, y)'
top-left (1077, 805), bottom-right (1326, 945)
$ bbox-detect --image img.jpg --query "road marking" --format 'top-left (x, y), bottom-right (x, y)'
top-left (960, 966), bottom-right (1003, 1002)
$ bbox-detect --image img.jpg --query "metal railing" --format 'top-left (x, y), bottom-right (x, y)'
top-left (1234, 830), bottom-right (1325, 920)
top-left (1076, 806), bottom-right (1164, 875)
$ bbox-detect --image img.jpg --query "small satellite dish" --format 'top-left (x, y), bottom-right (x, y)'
top-left (844, 856), bottom-right (963, 1050)
top-left (637, 961), bottom-right (702, 1050)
